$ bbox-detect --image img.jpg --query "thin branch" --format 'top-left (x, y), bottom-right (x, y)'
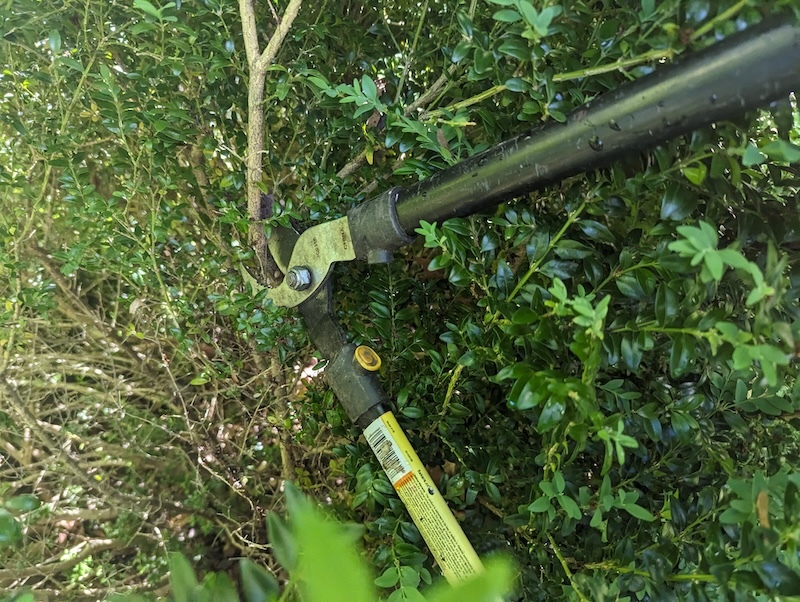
top-left (690, 0), bottom-right (747, 41)
top-left (548, 533), bottom-right (590, 602)
top-left (43, 508), bottom-right (119, 523)
top-left (29, 245), bottom-right (147, 371)
top-left (405, 66), bottom-right (457, 114)
top-left (0, 381), bottom-right (147, 512)
top-left (238, 0), bottom-right (304, 286)
top-left (239, 0), bottom-right (261, 66)
top-left (420, 83), bottom-right (507, 121)
top-left (256, 0), bottom-right (304, 72)
top-left (552, 48), bottom-right (674, 83)
top-left (393, 0), bottom-right (430, 105)
top-left (0, 539), bottom-right (120, 581)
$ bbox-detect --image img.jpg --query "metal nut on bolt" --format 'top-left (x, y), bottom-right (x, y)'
top-left (286, 266), bottom-right (312, 291)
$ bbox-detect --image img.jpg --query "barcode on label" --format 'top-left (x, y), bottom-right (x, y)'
top-left (365, 420), bottom-right (411, 484)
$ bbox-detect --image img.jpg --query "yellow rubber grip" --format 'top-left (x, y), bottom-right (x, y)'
top-left (364, 411), bottom-right (484, 583)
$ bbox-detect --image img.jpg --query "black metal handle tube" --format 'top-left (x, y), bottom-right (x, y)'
top-left (394, 19), bottom-right (800, 233)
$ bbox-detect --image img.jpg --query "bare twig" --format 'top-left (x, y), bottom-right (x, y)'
top-left (0, 380), bottom-right (134, 508)
top-left (239, 0), bottom-right (304, 286)
top-left (0, 539), bottom-right (120, 581)
top-left (29, 245), bottom-right (147, 371)
top-left (393, 0), bottom-right (430, 105)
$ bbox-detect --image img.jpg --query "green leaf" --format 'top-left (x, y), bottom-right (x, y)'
top-left (204, 572), bottom-right (239, 601)
top-left (130, 21), bottom-right (156, 34)
top-left (293, 502), bottom-right (375, 602)
top-left (615, 273), bottom-right (644, 299)
top-left (504, 78), bottom-right (529, 93)
top-left (537, 397), bottom-right (565, 432)
top-left (529, 5), bottom-right (560, 35)
top-left (473, 48), bottom-right (494, 75)
top-left (401, 406), bottom-right (424, 418)
top-left (754, 561), bottom-right (800, 595)
top-left (785, 481), bottom-right (800, 522)
top-left (517, 1), bottom-right (539, 29)
top-left (3, 494), bottom-right (40, 512)
top-left (169, 553), bottom-right (199, 602)
top-left (511, 307), bottom-right (538, 324)
top-left (623, 502), bottom-right (655, 521)
top-left (240, 559), bottom-right (280, 602)
top-left (389, 589), bottom-right (426, 602)
top-left (267, 512), bottom-right (297, 571)
top-left (458, 350), bottom-right (477, 367)
top-left (509, 375), bottom-right (543, 410)
top-left (620, 336), bottom-right (642, 371)
top-left (361, 76), bottom-right (378, 102)
top-left (660, 183), bottom-right (696, 221)
top-left (283, 482), bottom-right (310, 518)
top-left (494, 362), bottom-right (532, 382)
top-left (456, 10), bottom-right (473, 38)
top-left (498, 38), bottom-right (530, 60)
top-left (0, 508), bottom-right (21, 546)
top-left (451, 40), bottom-right (472, 63)
top-left (49, 30), bottom-right (62, 53)
top-left (549, 277), bottom-right (568, 302)
top-left (578, 219), bottom-right (615, 242)
top-left (374, 567), bottom-right (399, 588)
top-left (426, 558), bottom-right (514, 602)
top-left (493, 259), bottom-right (514, 295)
top-left (681, 163), bottom-right (707, 186)
top-left (557, 495), bottom-right (582, 520)
top-left (704, 251), bottom-right (724, 281)
top-left (742, 144), bottom-right (766, 167)
top-left (492, 9), bottom-right (522, 22)
top-left (189, 376), bottom-right (208, 385)
top-left (398, 566), bottom-right (421, 589)
top-left (760, 140), bottom-right (800, 163)
top-left (528, 496), bottom-right (551, 513)
top-left (654, 283), bottom-right (678, 325)
top-left (58, 57), bottom-right (84, 72)
top-left (669, 334), bottom-right (694, 378)
top-left (133, 0), bottom-right (162, 19)
top-left (539, 480), bottom-right (556, 497)
top-left (428, 254), bottom-right (451, 271)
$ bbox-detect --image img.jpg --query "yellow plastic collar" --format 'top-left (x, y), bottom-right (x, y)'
top-left (354, 345), bottom-right (382, 371)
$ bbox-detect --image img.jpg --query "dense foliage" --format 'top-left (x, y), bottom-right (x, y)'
top-left (1, 0), bottom-right (799, 599)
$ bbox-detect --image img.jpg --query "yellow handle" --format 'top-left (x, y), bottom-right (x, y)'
top-left (365, 411), bottom-right (484, 583)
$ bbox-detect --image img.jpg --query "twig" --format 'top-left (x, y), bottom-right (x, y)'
top-left (0, 539), bottom-right (120, 581)
top-left (547, 533), bottom-right (590, 602)
top-left (552, 48), bottom-right (674, 83)
top-left (440, 364), bottom-right (463, 417)
top-left (271, 356), bottom-right (296, 482)
top-left (478, 496), bottom-right (535, 545)
top-left (0, 380), bottom-right (132, 507)
top-left (238, 0), bottom-right (304, 285)
top-left (393, 0), bottom-right (430, 105)
top-left (237, 0), bottom-right (304, 479)
top-left (690, 0), bottom-right (747, 41)
top-left (29, 245), bottom-right (148, 371)
top-left (406, 66), bottom-right (458, 114)
top-left (421, 83), bottom-right (508, 121)
top-left (256, 0), bottom-right (304, 72)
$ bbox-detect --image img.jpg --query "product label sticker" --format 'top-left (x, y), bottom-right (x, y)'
top-left (365, 416), bottom-right (412, 485)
